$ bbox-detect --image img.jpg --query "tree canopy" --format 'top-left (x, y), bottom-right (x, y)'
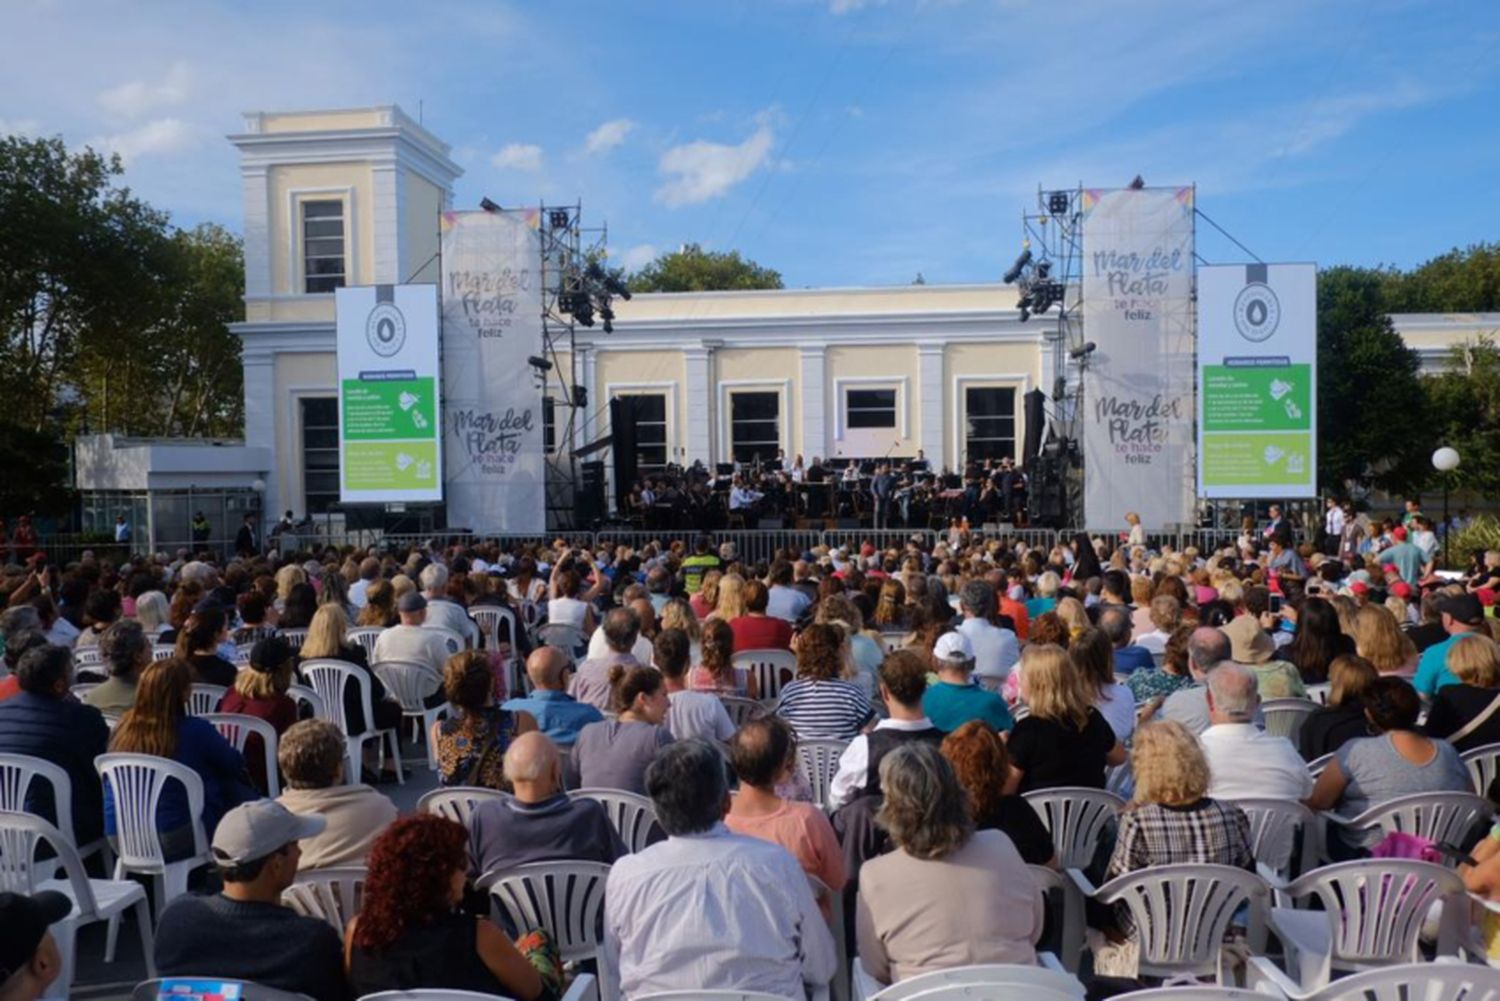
top-left (627, 243), bottom-right (783, 293)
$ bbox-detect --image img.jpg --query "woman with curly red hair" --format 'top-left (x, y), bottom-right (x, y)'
top-left (939, 721), bottom-right (1055, 867)
top-left (346, 814), bottom-right (551, 999)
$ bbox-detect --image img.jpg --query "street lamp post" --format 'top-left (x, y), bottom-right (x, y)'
top-left (1432, 447), bottom-right (1461, 569)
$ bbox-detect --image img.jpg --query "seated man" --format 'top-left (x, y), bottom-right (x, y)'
top-left (605, 739), bottom-right (836, 998)
top-left (467, 732), bottom-right (625, 878)
top-left (274, 719), bottom-right (398, 870)
top-left (570, 607), bottom-right (644, 711)
top-left (921, 632), bottom-right (1014, 734)
top-left (0, 890), bottom-right (69, 1001)
top-left (1198, 662), bottom-right (1313, 802)
top-left (154, 800), bottom-right (346, 1001)
top-left (502, 646), bottom-right (604, 748)
top-left (1099, 605), bottom-right (1155, 675)
top-left (828, 650), bottom-right (944, 811)
top-left (371, 592), bottom-right (453, 676)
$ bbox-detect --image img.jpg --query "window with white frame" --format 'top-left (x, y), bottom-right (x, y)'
top-left (964, 386), bottom-right (1017, 462)
top-left (302, 200), bottom-right (346, 293)
top-left (729, 391), bottom-right (780, 464)
top-left (301, 397), bottom-right (339, 513)
top-left (845, 387), bottom-right (898, 429)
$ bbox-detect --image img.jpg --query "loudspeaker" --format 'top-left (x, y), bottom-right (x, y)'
top-left (577, 461), bottom-right (606, 525)
top-left (1031, 455), bottom-right (1066, 527)
top-left (609, 396), bottom-right (640, 511)
top-left (1022, 388), bottom-right (1046, 469)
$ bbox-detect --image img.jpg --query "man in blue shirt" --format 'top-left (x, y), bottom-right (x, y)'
top-left (502, 645), bottom-right (603, 747)
top-left (1378, 526), bottom-right (1429, 586)
top-left (921, 631), bottom-right (1013, 734)
top-left (1099, 605), bottom-right (1155, 674)
top-left (1414, 593), bottom-right (1488, 696)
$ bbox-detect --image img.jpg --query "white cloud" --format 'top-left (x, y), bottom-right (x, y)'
top-left (97, 61), bottom-right (192, 119)
top-left (94, 118), bottom-right (196, 161)
top-left (491, 143), bottom-right (544, 171)
top-left (618, 243), bottom-right (660, 272)
top-left (583, 118), bottom-right (635, 156)
top-left (654, 117), bottom-right (775, 207)
top-left (0, 118), bottom-right (40, 136)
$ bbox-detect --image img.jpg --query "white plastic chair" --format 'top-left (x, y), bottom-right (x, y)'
top-left (1266, 859), bottom-right (1466, 990)
top-left (732, 649), bottom-right (797, 703)
top-left (485, 861), bottom-right (614, 1001)
top-left (1067, 863), bottom-right (1269, 983)
top-left (188, 683), bottom-right (227, 716)
top-left (424, 624), bottom-right (468, 654)
top-left (796, 738), bottom-right (851, 811)
top-left (74, 645), bottom-right (105, 669)
top-left (287, 683), bottom-right (326, 720)
top-left (232, 645), bottom-right (253, 666)
top-left (1110, 988), bottom-right (1260, 1000)
top-left (372, 660), bottom-right (448, 770)
top-left (301, 659), bottom-right (404, 786)
top-left (1234, 797), bottom-right (1316, 882)
top-left (280, 628), bottom-right (309, 652)
top-left (201, 712), bottom-right (281, 797)
top-left (0, 810), bottom-right (154, 993)
top-left (1029, 864), bottom-right (1085, 975)
top-left (1022, 787), bottom-right (1125, 870)
top-left (151, 644), bottom-right (177, 661)
top-left (857, 961), bottom-right (1085, 1001)
top-left (1305, 683), bottom-right (1331, 706)
top-left (471, 606), bottom-right (519, 653)
top-left (0, 753), bottom-right (113, 871)
top-left (417, 786), bottom-right (507, 827)
top-left (1462, 741), bottom-right (1500, 796)
top-left (281, 865), bottom-right (366, 933)
top-left (1247, 958), bottom-right (1500, 1001)
top-left (1262, 698), bottom-right (1318, 744)
top-left (94, 753), bottom-right (213, 919)
top-left (538, 622), bottom-right (587, 661)
top-left (1307, 752), bottom-right (1335, 779)
top-left (347, 626), bottom-right (385, 659)
top-left (69, 681), bottom-right (102, 700)
top-left (720, 695), bottom-right (768, 728)
top-left (1321, 791), bottom-right (1489, 862)
top-left (569, 787), bottom-right (662, 853)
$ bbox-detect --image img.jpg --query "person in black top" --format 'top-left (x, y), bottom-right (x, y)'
top-left (175, 603), bottom-right (237, 688)
top-left (942, 720), bottom-right (1055, 866)
top-left (1406, 589), bottom-right (1452, 653)
top-left (1300, 654), bottom-right (1378, 760)
top-left (1424, 635), bottom-right (1500, 753)
top-left (1284, 596), bottom-right (1356, 685)
top-left (1005, 644), bottom-right (1125, 793)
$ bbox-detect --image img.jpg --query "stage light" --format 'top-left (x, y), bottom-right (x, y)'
top-left (1128, 175), bottom-right (1145, 190)
top-left (1069, 341), bottom-right (1097, 360)
top-left (527, 356), bottom-right (553, 372)
top-left (480, 197), bottom-right (502, 212)
top-left (1053, 376), bottom-right (1067, 400)
top-left (1018, 304), bottom-right (1031, 322)
top-left (573, 385), bottom-right (588, 407)
top-left (572, 293), bottom-right (595, 327)
top-left (1035, 260), bottom-right (1052, 280)
top-left (1048, 191), bottom-right (1070, 215)
top-left (1002, 245), bottom-right (1033, 284)
top-left (600, 301), bottom-right (615, 334)
top-left (549, 209), bottom-right (570, 229)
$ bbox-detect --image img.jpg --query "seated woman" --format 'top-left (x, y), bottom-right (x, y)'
top-left (1424, 635), bottom-right (1500, 752)
top-left (298, 603), bottom-right (403, 738)
top-left (1307, 676), bottom-right (1472, 858)
top-left (175, 604), bottom-right (237, 688)
top-left (856, 743), bottom-right (1043, 984)
top-left (106, 658), bottom-right (256, 854)
top-left (687, 619), bottom-right (760, 699)
top-left (571, 665), bottom-right (674, 794)
top-left (1128, 624), bottom-right (1197, 712)
top-left (434, 652), bottom-right (536, 789)
top-left (85, 619), bottom-right (150, 717)
top-left (346, 814), bottom-right (550, 1000)
top-left (726, 716), bottom-right (847, 915)
top-left (1299, 654), bottom-right (1378, 760)
top-left (730, 579), bottom-right (794, 651)
top-left (220, 635), bottom-right (299, 794)
top-left (1005, 644), bottom-right (1126, 794)
top-left (940, 721), bottom-right (1056, 867)
top-left (777, 623), bottom-right (876, 740)
top-left (356, 579), bottom-right (399, 629)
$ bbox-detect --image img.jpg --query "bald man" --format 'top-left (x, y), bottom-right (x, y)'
top-left (501, 646), bottom-right (604, 748)
top-left (466, 732), bottom-right (626, 877)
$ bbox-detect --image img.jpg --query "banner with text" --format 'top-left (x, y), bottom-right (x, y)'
top-left (1081, 186), bottom-right (1196, 531)
top-left (1197, 263), bottom-right (1317, 498)
top-left (440, 210), bottom-right (545, 533)
top-left (336, 284), bottom-right (443, 503)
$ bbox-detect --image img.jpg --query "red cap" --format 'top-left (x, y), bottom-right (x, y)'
top-left (1391, 581), bottom-right (1414, 599)
top-left (1350, 581), bottom-right (1370, 595)
top-left (1479, 588), bottom-right (1497, 608)
top-left (1392, 526), bottom-right (1408, 541)
top-left (860, 543), bottom-right (875, 557)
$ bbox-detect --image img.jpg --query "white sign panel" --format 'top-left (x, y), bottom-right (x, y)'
top-left (1080, 186), bottom-right (1196, 531)
top-left (440, 210), bottom-right (546, 533)
top-left (1197, 263), bottom-right (1317, 499)
top-left (335, 284), bottom-right (443, 503)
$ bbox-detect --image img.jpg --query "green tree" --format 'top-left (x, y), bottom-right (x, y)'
top-left (1424, 336), bottom-right (1500, 496)
top-left (1316, 265), bottom-right (1431, 494)
top-left (1385, 243), bottom-right (1500, 313)
top-left (627, 243), bottom-right (782, 293)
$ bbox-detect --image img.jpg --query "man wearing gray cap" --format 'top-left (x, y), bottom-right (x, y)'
top-left (154, 800), bottom-right (346, 1001)
top-left (372, 591), bottom-right (454, 676)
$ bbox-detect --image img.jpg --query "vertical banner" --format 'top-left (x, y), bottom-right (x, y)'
top-left (1197, 263), bottom-right (1317, 498)
top-left (440, 210), bottom-right (546, 533)
top-left (1081, 186), bottom-right (1196, 531)
top-left (336, 284), bottom-right (443, 502)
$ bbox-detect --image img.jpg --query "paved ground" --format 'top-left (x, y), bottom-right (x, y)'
top-left (70, 731), bottom-right (438, 1000)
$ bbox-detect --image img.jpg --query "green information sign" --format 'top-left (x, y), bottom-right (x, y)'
top-left (1200, 431), bottom-right (1314, 487)
top-left (341, 378), bottom-right (436, 441)
top-left (342, 441), bottom-right (440, 491)
top-left (1202, 364), bottom-right (1311, 432)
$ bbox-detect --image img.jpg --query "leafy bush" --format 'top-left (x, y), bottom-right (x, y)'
top-left (1446, 515), bottom-right (1500, 569)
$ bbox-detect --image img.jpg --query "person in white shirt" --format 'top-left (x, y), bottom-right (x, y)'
top-left (729, 476), bottom-right (764, 514)
top-left (1324, 497), bottom-right (1346, 556)
top-left (419, 563), bottom-right (480, 647)
top-left (954, 581), bottom-right (1019, 690)
top-left (1198, 662), bottom-right (1313, 802)
top-left (604, 739), bottom-right (836, 999)
top-left (584, 603), bottom-right (654, 666)
top-left (370, 593), bottom-right (452, 676)
top-left (348, 557), bottom-right (380, 610)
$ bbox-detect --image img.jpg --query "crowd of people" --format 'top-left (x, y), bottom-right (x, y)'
top-left (2, 501), bottom-right (1500, 999)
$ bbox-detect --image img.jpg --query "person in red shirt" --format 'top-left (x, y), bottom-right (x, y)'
top-left (730, 580), bottom-right (793, 652)
top-left (219, 636), bottom-right (298, 794)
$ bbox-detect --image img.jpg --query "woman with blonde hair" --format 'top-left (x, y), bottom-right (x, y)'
top-left (1125, 512), bottom-right (1146, 549)
top-left (1300, 654), bottom-right (1379, 759)
top-left (1005, 644), bottom-right (1125, 793)
top-left (873, 579), bottom-right (909, 633)
top-left (273, 564), bottom-right (306, 612)
top-left (1353, 604), bottom-right (1419, 677)
top-left (299, 603), bottom-right (402, 739)
top-left (711, 572), bottom-right (748, 623)
top-left (358, 579), bottom-right (399, 628)
top-left (690, 569), bottom-right (722, 620)
top-left (1424, 635), bottom-right (1500, 752)
top-left (1054, 596), bottom-right (1088, 639)
top-left (659, 597), bottom-right (702, 664)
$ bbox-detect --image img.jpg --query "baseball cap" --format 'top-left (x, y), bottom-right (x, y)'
top-left (1390, 581), bottom-right (1414, 600)
top-left (0, 891), bottom-right (72, 981)
top-left (1392, 526), bottom-right (1408, 541)
top-left (397, 591), bottom-right (428, 613)
top-left (249, 636), bottom-right (293, 672)
top-left (860, 543), bottom-right (876, 558)
top-left (211, 800), bottom-right (326, 867)
top-left (1440, 593), bottom-right (1485, 627)
top-left (933, 631), bottom-right (975, 663)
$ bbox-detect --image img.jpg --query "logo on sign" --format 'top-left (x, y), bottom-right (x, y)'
top-left (366, 303), bottom-right (407, 357)
top-left (1233, 283), bottom-right (1280, 343)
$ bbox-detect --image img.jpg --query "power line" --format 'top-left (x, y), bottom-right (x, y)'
top-left (1195, 208), bottom-right (1262, 263)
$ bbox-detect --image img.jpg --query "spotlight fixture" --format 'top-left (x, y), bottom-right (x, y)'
top-left (1069, 341), bottom-right (1098, 360)
top-left (600, 301), bottom-right (616, 334)
top-left (479, 197), bottom-right (502, 213)
top-left (572, 293), bottom-right (595, 327)
top-left (572, 385), bottom-right (588, 408)
top-left (587, 261), bottom-right (634, 300)
top-left (1035, 260), bottom-right (1052, 280)
top-left (1047, 190), bottom-right (1070, 215)
top-left (527, 355), bottom-right (553, 372)
top-left (1031, 280), bottom-right (1064, 313)
top-left (1052, 376), bottom-right (1067, 401)
top-left (1018, 303), bottom-right (1031, 323)
top-left (1002, 245), bottom-right (1033, 285)
top-left (548, 208), bottom-right (570, 229)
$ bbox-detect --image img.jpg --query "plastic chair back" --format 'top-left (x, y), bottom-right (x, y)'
top-left (371, 660), bottom-right (443, 714)
top-left (1305, 683), bottom-right (1331, 706)
top-left (537, 623), bottom-right (587, 661)
top-left (485, 861), bottom-right (612, 994)
top-left (1307, 752), bottom-right (1335, 779)
top-left (719, 695), bottom-right (767, 728)
top-left (417, 786), bottom-right (507, 827)
top-left (0, 754), bottom-right (81, 849)
top-left (1261, 698), bottom-right (1318, 743)
top-left (471, 606), bottom-right (519, 653)
top-left (188, 683), bottom-right (227, 716)
top-left (732, 649), bottom-right (796, 702)
top-left (152, 645), bottom-right (177, 661)
top-left (301, 660), bottom-right (368, 734)
top-left (346, 627), bottom-right (384, 659)
top-left (279, 628), bottom-right (309, 653)
top-left (1461, 741), bottom-right (1500, 797)
top-left (569, 788), bottom-right (662, 853)
top-left (1022, 787), bottom-right (1124, 869)
top-left (95, 753), bottom-right (208, 872)
top-left (1094, 863), bottom-right (1269, 980)
top-left (424, 625), bottom-right (467, 654)
top-left (1299, 962), bottom-right (1500, 1001)
top-left (795, 738), bottom-right (850, 810)
top-left (1341, 791), bottom-right (1490, 849)
top-left (635, 993), bottom-right (798, 1001)
top-left (282, 865), bottom-right (367, 933)
top-left (867, 962), bottom-right (1085, 1001)
top-left (0, 809), bottom-right (99, 913)
top-left (287, 684), bottom-right (327, 720)
top-left (1281, 859), bottom-right (1465, 969)
top-left (1234, 797), bottom-right (1315, 881)
top-left (201, 713), bottom-right (281, 797)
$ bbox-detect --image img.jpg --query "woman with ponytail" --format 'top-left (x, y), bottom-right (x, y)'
top-left (569, 665), bottom-right (674, 794)
top-left (175, 603), bottom-right (236, 687)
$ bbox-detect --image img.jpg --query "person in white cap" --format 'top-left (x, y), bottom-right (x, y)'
top-left (153, 800), bottom-right (346, 1001)
top-left (921, 631), bottom-right (1015, 734)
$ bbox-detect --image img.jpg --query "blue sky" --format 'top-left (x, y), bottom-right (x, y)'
top-left (2, 0), bottom-right (1496, 286)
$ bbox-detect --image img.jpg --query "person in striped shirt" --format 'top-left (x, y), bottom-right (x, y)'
top-left (776, 623), bottom-right (876, 740)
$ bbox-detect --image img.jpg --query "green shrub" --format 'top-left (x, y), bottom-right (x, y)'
top-left (1446, 515), bottom-right (1500, 570)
